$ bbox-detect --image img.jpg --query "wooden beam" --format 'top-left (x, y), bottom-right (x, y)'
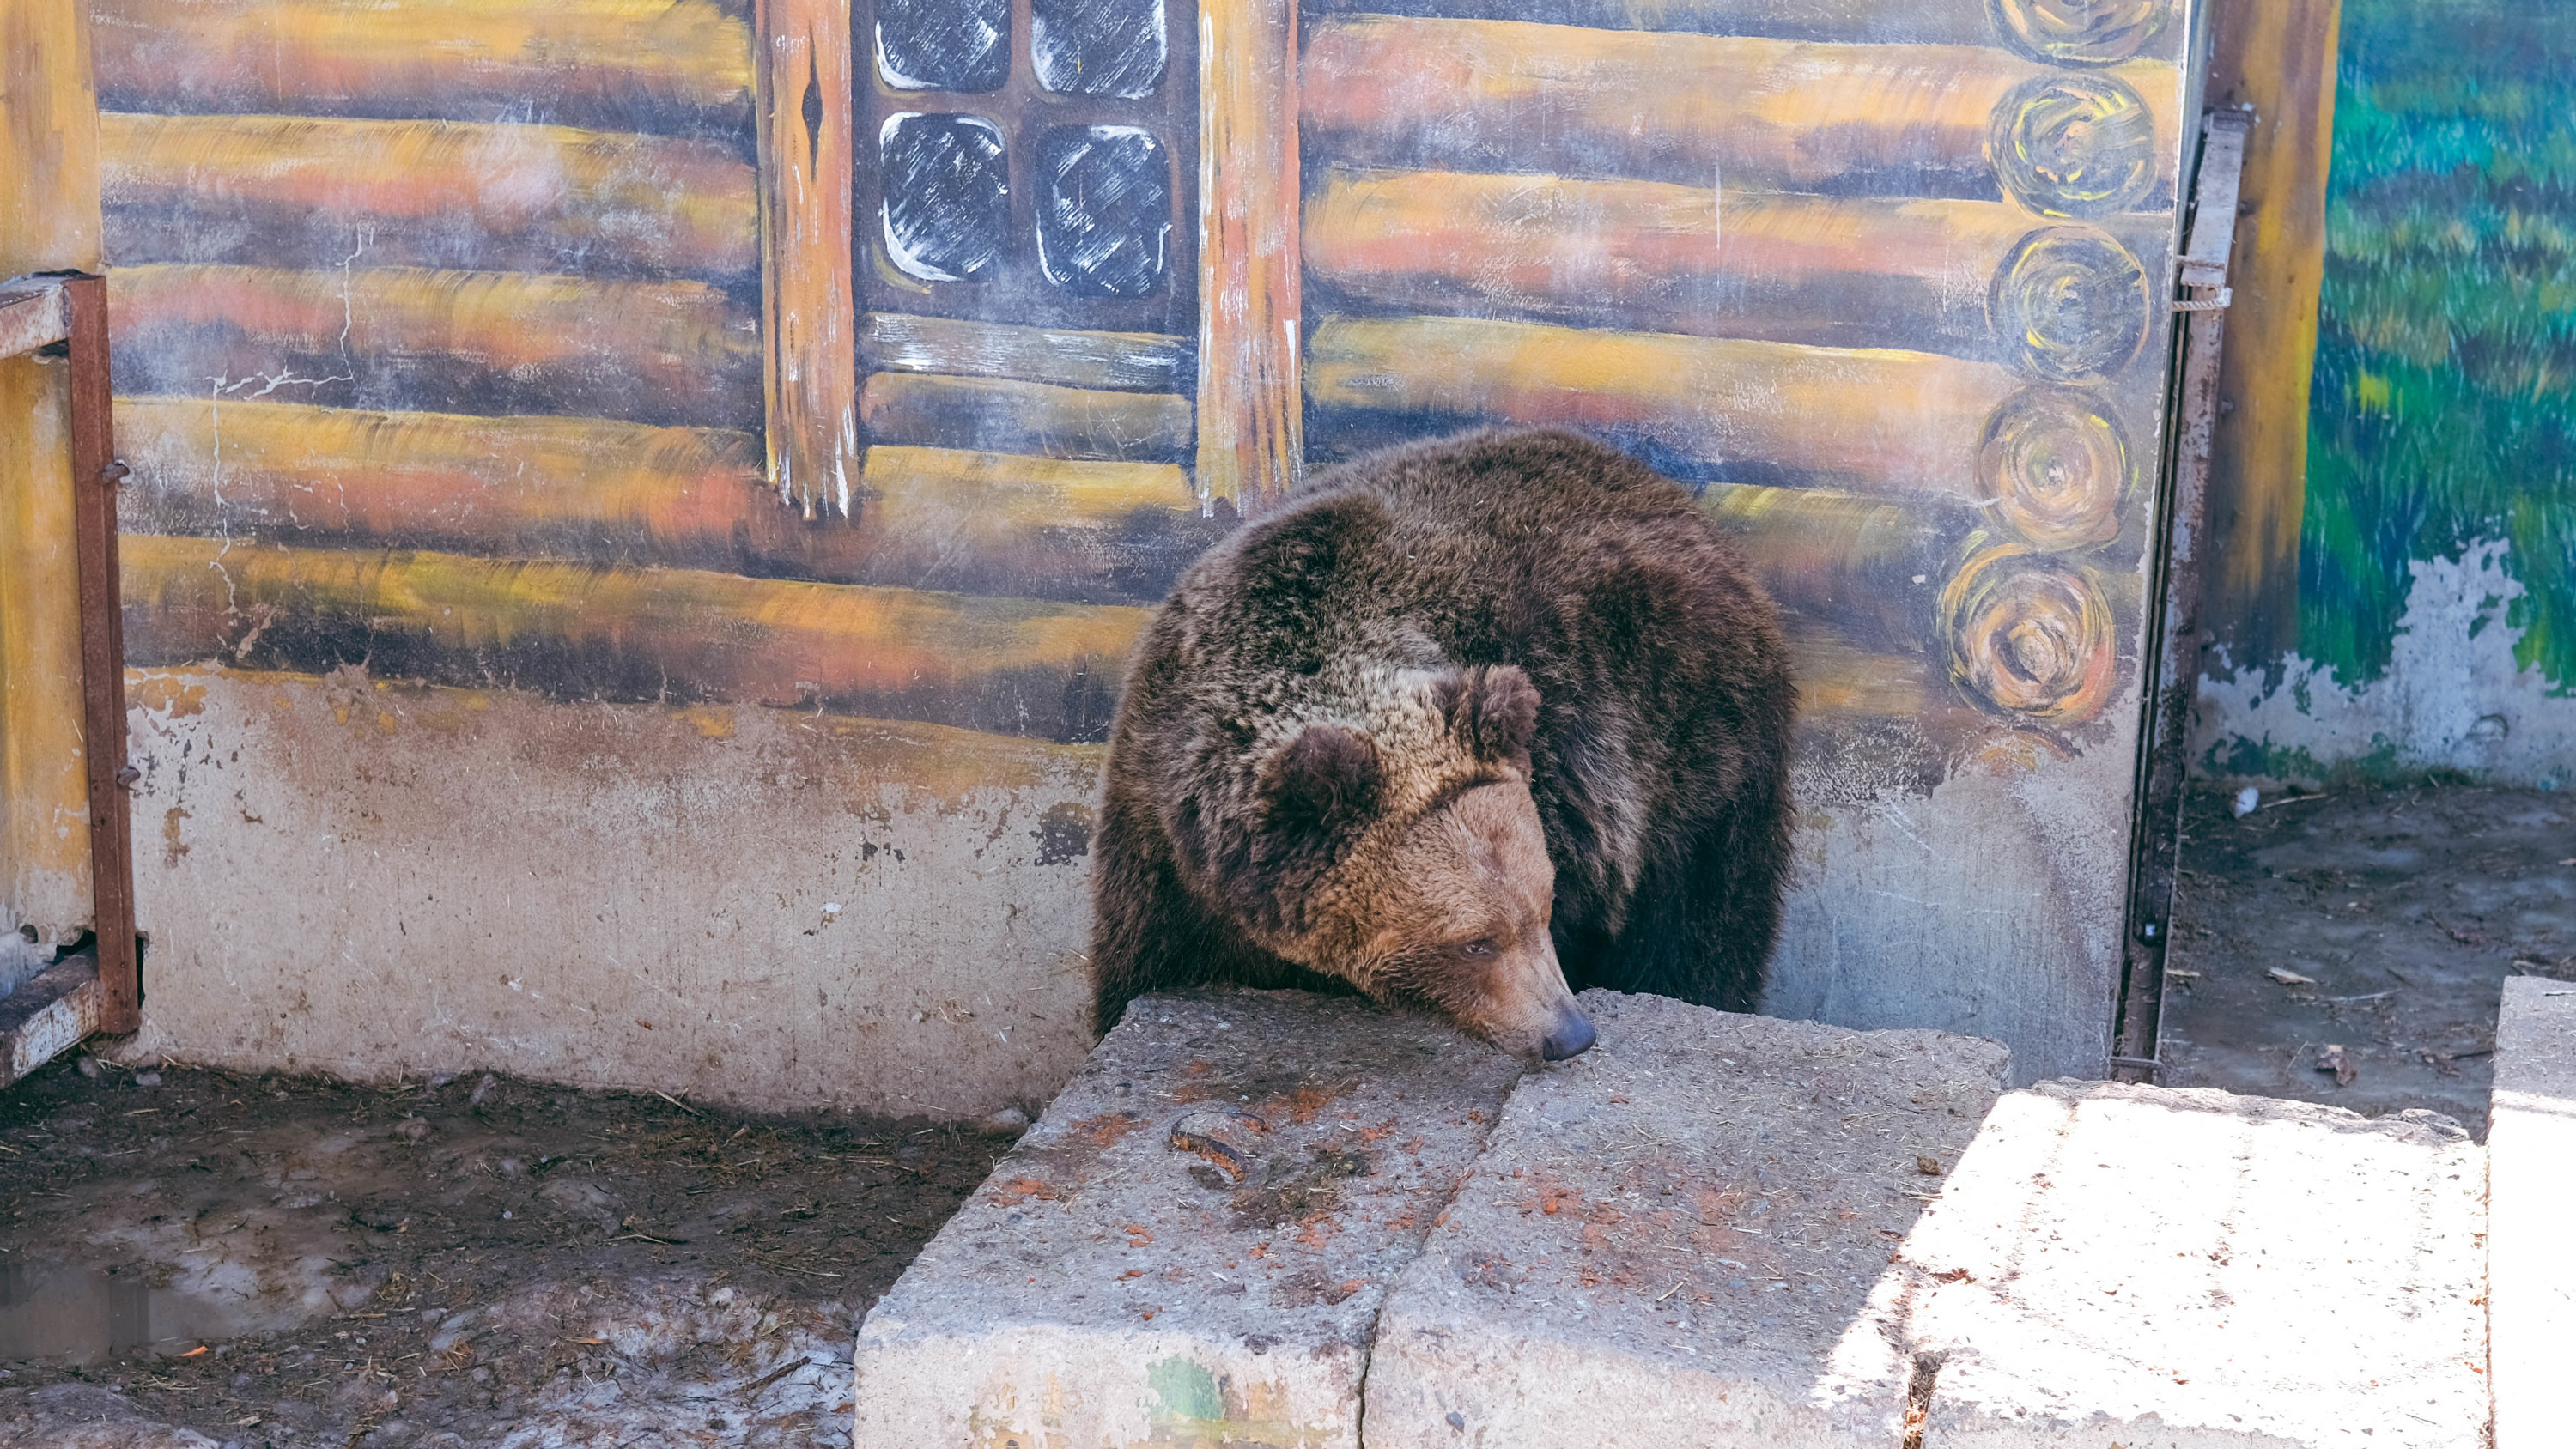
top-left (1308, 315), bottom-right (2138, 548)
top-left (861, 313), bottom-right (1193, 394)
top-left (752, 0), bottom-right (860, 518)
top-left (98, 112), bottom-right (758, 280)
top-left (1195, 0), bottom-right (1303, 512)
top-left (1303, 18), bottom-right (2182, 208)
top-left (0, 0), bottom-right (107, 946)
top-left (860, 373), bottom-right (1194, 464)
top-left (2201, 0), bottom-right (2342, 664)
top-left (88, 0), bottom-right (755, 136)
top-left (65, 276), bottom-right (138, 1033)
top-left (110, 264), bottom-right (761, 429)
top-left (1304, 170), bottom-right (2160, 378)
top-left (119, 535), bottom-right (1152, 741)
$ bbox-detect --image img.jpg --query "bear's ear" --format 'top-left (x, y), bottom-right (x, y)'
top-left (1258, 725), bottom-right (1382, 838)
top-left (1433, 664), bottom-right (1540, 766)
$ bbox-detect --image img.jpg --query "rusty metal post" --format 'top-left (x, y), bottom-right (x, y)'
top-left (63, 272), bottom-right (138, 1034)
top-left (2112, 112), bottom-right (2252, 1084)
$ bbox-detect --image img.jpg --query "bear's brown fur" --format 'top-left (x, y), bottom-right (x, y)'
top-left (1090, 428), bottom-right (1794, 1059)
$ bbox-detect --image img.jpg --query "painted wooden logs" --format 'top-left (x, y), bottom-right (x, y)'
top-left (1303, 18), bottom-right (2178, 213)
top-left (1699, 482), bottom-right (2121, 723)
top-left (1307, 316), bottom-right (2135, 549)
top-left (1303, 172), bottom-right (2155, 378)
top-left (108, 265), bottom-right (762, 429)
top-left (118, 535), bottom-right (1151, 741)
top-left (1301, 0), bottom-right (2173, 64)
top-left (97, 113), bottom-right (759, 279)
top-left (88, 0), bottom-right (756, 137)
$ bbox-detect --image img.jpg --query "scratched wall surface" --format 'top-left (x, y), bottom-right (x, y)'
top-left (2193, 0), bottom-right (2576, 788)
top-left (94, 0), bottom-right (2208, 1100)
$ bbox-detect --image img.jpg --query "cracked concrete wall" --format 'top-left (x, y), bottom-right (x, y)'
top-left (120, 666), bottom-right (1103, 1116)
top-left (2197, 542), bottom-right (2576, 790)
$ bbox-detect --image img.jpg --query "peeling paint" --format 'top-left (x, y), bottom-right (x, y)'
top-left (2196, 542), bottom-right (2576, 790)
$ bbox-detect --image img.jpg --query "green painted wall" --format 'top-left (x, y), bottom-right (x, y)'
top-left (2301, 0), bottom-right (2576, 692)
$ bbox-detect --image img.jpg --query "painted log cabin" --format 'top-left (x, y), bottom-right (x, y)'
top-left (54, 0), bottom-right (2209, 1105)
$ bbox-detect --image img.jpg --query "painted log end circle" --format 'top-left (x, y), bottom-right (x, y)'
top-left (1941, 544), bottom-right (2118, 722)
top-left (1990, 225), bottom-right (2152, 384)
top-left (1986, 0), bottom-right (2172, 66)
top-left (1977, 385), bottom-right (2134, 549)
top-left (1990, 72), bottom-right (2160, 218)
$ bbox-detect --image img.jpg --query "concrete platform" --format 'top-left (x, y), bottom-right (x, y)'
top-left (852, 989), bottom-right (1526, 1449)
top-left (1892, 1082), bottom-right (2488, 1449)
top-left (2489, 976), bottom-right (2576, 1449)
top-left (1362, 991), bottom-right (2011, 1449)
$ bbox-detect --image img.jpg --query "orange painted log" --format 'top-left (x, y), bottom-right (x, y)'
top-left (1303, 170), bottom-right (2159, 378)
top-left (1303, 18), bottom-right (2180, 211)
top-left (114, 397), bottom-right (764, 548)
top-left (109, 265), bottom-right (761, 429)
top-left (99, 113), bottom-right (758, 280)
top-left (1303, 0), bottom-right (2176, 65)
top-left (1307, 315), bottom-right (2138, 548)
top-left (112, 399), bottom-right (1217, 603)
top-left (88, 0), bottom-right (754, 136)
top-left (118, 534), bottom-right (1151, 739)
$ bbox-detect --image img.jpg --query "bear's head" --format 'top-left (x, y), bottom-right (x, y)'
top-left (1242, 664), bottom-right (1594, 1064)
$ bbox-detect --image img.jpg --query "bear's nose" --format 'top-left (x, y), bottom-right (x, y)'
top-left (1541, 1006), bottom-right (1596, 1061)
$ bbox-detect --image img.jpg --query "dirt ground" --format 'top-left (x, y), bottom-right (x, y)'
top-left (2161, 780), bottom-right (2575, 1137)
top-left (0, 1064), bottom-right (1013, 1447)
top-left (2, 782), bottom-right (2561, 1446)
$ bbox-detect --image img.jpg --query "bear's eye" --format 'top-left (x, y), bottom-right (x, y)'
top-left (1457, 938), bottom-right (1498, 958)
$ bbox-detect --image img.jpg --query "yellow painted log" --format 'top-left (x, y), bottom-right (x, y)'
top-left (754, 0), bottom-right (860, 518)
top-left (98, 112), bottom-right (758, 280)
top-left (0, 0), bottom-right (106, 936)
top-left (113, 400), bottom-right (1208, 599)
top-left (114, 397), bottom-right (764, 546)
top-left (1304, 0), bottom-right (2176, 65)
top-left (1937, 542), bottom-right (2118, 724)
top-left (1701, 482), bottom-right (2121, 724)
top-left (1304, 170), bottom-right (2157, 379)
top-left (860, 373), bottom-right (1195, 463)
top-left (1303, 17), bottom-right (2180, 211)
top-left (109, 264), bottom-right (760, 428)
top-left (860, 313), bottom-right (1193, 394)
top-left (1196, 0), bottom-right (1303, 511)
top-left (118, 535), bottom-right (1151, 730)
top-left (1308, 315), bottom-right (2136, 546)
top-left (2202, 0), bottom-right (2341, 659)
top-left (88, 0), bottom-right (753, 133)
top-left (860, 446), bottom-right (1194, 544)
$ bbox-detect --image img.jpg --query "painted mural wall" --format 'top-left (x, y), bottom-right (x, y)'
top-left (75, 0), bottom-right (2209, 1106)
top-left (2196, 0), bottom-right (2576, 786)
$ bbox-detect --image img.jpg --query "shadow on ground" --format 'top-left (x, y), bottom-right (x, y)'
top-left (2163, 781), bottom-right (2576, 1137)
top-left (0, 1062), bottom-right (1015, 1447)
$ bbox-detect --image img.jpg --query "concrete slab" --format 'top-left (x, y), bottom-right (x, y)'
top-left (851, 988), bottom-right (1524, 1449)
top-left (2489, 975), bottom-right (2576, 1449)
top-left (1894, 1082), bottom-right (2487, 1449)
top-left (1363, 991), bottom-right (2012, 1449)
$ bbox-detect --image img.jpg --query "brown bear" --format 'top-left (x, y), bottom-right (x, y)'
top-left (1089, 428), bottom-right (1793, 1061)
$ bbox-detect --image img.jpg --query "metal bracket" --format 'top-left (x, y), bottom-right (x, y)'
top-left (2111, 108), bottom-right (2255, 1088)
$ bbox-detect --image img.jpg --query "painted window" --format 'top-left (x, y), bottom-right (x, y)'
top-left (856, 0), bottom-right (1195, 331)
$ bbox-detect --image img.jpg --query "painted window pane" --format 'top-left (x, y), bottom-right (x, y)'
top-left (875, 0), bottom-right (1009, 94)
top-left (1036, 126), bottom-right (1171, 298)
top-left (1031, 0), bottom-right (1166, 99)
top-left (881, 114), bottom-right (1010, 283)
